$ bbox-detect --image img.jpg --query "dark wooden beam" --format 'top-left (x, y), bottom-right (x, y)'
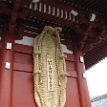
top-left (0, 2), bottom-right (11, 15)
top-left (18, 10), bottom-right (73, 27)
top-left (8, 0), bottom-right (21, 34)
top-left (83, 23), bottom-right (107, 53)
top-left (80, 22), bottom-right (93, 50)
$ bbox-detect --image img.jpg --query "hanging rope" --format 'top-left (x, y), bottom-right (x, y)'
top-left (33, 26), bottom-right (67, 107)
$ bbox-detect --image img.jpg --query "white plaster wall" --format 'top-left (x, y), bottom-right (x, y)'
top-left (15, 36), bottom-right (73, 54)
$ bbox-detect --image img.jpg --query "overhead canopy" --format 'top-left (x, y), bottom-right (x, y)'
top-left (57, 0), bottom-right (107, 17)
top-left (0, 0), bottom-right (107, 69)
top-left (58, 0), bottom-right (107, 69)
top-left (52, 0), bottom-right (107, 70)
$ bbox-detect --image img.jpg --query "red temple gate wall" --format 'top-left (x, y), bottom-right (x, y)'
top-left (0, 34), bottom-right (91, 107)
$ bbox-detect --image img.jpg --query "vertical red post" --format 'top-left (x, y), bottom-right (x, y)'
top-left (75, 51), bottom-right (92, 107)
top-left (0, 33), bottom-right (14, 107)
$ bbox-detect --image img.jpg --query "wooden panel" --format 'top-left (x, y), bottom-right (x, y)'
top-left (14, 43), bottom-right (33, 73)
top-left (66, 61), bottom-right (77, 78)
top-left (14, 52), bottom-right (33, 65)
top-left (12, 71), bottom-right (37, 107)
top-left (67, 72), bottom-right (77, 78)
top-left (66, 61), bottom-right (76, 72)
top-left (14, 63), bottom-right (33, 72)
top-left (65, 78), bottom-right (81, 107)
top-left (14, 43), bottom-right (33, 54)
top-left (12, 72), bottom-right (80, 107)
top-left (66, 54), bottom-right (75, 61)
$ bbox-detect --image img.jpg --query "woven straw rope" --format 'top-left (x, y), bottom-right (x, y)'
top-left (33, 26), bottom-right (67, 107)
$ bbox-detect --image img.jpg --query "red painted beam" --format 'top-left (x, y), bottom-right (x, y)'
top-left (74, 50), bottom-right (92, 107)
top-left (0, 34), bottom-right (14, 107)
top-left (0, 0), bottom-right (21, 107)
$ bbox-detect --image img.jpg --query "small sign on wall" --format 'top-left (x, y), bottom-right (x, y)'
top-left (6, 43), bottom-right (12, 50)
top-left (5, 62), bottom-right (11, 69)
top-left (80, 56), bottom-right (84, 63)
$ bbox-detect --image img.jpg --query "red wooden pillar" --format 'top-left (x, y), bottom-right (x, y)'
top-left (0, 33), bottom-right (14, 107)
top-left (75, 51), bottom-right (92, 107)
